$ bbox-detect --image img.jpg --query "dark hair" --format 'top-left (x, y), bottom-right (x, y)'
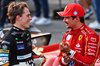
top-left (71, 16), bottom-right (84, 23)
top-left (7, 2), bottom-right (29, 24)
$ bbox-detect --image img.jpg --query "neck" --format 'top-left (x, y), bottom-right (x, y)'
top-left (13, 23), bottom-right (25, 30)
top-left (72, 23), bottom-right (84, 30)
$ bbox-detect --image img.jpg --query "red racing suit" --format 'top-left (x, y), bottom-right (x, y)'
top-left (58, 23), bottom-right (100, 66)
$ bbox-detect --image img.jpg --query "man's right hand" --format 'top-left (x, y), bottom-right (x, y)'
top-left (62, 53), bottom-right (70, 63)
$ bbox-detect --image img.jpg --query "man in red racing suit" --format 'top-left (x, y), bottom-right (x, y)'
top-left (58, 23), bottom-right (100, 66)
top-left (57, 3), bottom-right (100, 66)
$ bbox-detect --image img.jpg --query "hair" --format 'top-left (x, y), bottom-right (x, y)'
top-left (71, 16), bottom-right (84, 23)
top-left (7, 2), bottom-right (29, 24)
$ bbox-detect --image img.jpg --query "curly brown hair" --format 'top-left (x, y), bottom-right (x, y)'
top-left (7, 2), bottom-right (29, 24)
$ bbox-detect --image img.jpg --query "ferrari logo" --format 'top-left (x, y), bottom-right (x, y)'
top-left (79, 35), bottom-right (83, 41)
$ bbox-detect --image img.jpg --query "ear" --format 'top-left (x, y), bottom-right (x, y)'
top-left (16, 15), bottom-right (20, 21)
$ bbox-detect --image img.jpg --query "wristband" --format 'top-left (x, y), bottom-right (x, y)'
top-left (67, 50), bottom-right (76, 58)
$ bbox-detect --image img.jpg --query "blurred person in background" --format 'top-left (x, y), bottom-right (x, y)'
top-left (30, 0), bottom-right (51, 25)
top-left (0, 0), bottom-right (15, 30)
top-left (88, 0), bottom-right (100, 29)
top-left (80, 0), bottom-right (93, 19)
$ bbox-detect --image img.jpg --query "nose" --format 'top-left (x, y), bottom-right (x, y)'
top-left (30, 16), bottom-right (32, 20)
top-left (63, 18), bottom-right (66, 22)
top-left (63, 18), bottom-right (68, 23)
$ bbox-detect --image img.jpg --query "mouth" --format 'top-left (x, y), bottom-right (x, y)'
top-left (65, 22), bottom-right (68, 24)
top-left (65, 22), bottom-right (68, 25)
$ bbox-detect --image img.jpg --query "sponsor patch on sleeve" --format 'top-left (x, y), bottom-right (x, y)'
top-left (90, 37), bottom-right (97, 42)
top-left (0, 53), bottom-right (9, 57)
top-left (0, 49), bottom-right (9, 53)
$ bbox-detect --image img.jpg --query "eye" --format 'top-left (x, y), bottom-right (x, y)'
top-left (27, 15), bottom-right (29, 17)
top-left (27, 14), bottom-right (30, 17)
top-left (65, 17), bottom-right (70, 19)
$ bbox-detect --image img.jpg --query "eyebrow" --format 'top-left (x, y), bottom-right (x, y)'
top-left (65, 16), bottom-right (71, 18)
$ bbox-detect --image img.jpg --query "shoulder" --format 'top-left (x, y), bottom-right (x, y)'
top-left (26, 29), bottom-right (30, 32)
top-left (82, 26), bottom-right (99, 41)
top-left (82, 25), bottom-right (98, 36)
top-left (2, 28), bottom-right (15, 41)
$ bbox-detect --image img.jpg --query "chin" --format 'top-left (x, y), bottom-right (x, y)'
top-left (66, 26), bottom-right (69, 28)
top-left (27, 26), bottom-right (30, 28)
top-left (66, 26), bottom-right (71, 29)
top-left (26, 26), bottom-right (29, 28)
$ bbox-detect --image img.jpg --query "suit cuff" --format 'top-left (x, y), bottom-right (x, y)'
top-left (69, 50), bottom-right (76, 58)
top-left (61, 57), bottom-right (68, 65)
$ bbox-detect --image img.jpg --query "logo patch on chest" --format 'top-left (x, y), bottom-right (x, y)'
top-left (76, 43), bottom-right (80, 47)
top-left (17, 45), bottom-right (25, 50)
top-left (66, 35), bottom-right (71, 40)
top-left (78, 35), bottom-right (83, 41)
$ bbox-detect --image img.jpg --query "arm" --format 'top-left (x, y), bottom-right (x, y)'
top-left (58, 42), bottom-right (71, 66)
top-left (0, 40), bottom-right (11, 66)
top-left (0, 31), bottom-right (14, 66)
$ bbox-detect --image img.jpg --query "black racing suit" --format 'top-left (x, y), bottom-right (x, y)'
top-left (0, 26), bottom-right (35, 66)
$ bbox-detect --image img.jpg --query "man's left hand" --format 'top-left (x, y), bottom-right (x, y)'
top-left (63, 53), bottom-right (70, 63)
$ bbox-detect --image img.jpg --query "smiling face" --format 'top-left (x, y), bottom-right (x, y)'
top-left (63, 16), bottom-right (76, 29)
top-left (18, 7), bottom-right (32, 30)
